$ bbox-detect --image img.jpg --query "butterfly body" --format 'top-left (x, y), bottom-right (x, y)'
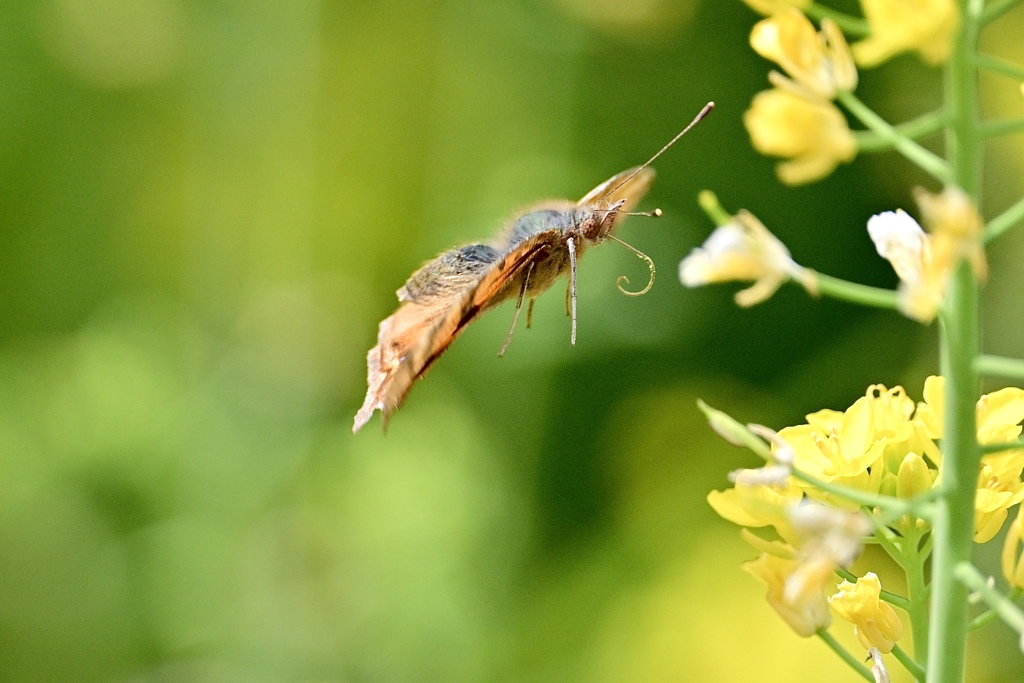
top-left (353, 167), bottom-right (653, 433)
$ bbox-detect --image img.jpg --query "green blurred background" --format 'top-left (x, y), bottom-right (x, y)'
top-left (2, 0), bottom-right (1023, 680)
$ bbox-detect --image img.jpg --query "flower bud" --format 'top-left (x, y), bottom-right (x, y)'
top-left (896, 452), bottom-right (933, 499)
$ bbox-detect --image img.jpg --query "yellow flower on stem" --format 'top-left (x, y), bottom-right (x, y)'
top-left (914, 375), bottom-right (1024, 542)
top-left (915, 185), bottom-right (987, 284)
top-left (1002, 505), bottom-right (1024, 590)
top-left (777, 382), bottom-right (942, 507)
top-left (750, 9), bottom-right (857, 100)
top-left (707, 480), bottom-right (804, 542)
top-left (679, 209), bottom-right (814, 307)
top-left (852, 0), bottom-right (959, 67)
top-left (868, 188), bottom-right (986, 323)
top-left (915, 376), bottom-right (1024, 445)
top-left (778, 393), bottom-right (885, 494)
top-left (913, 374), bottom-right (944, 439)
top-left (744, 550), bottom-right (832, 637)
top-left (867, 209), bottom-right (942, 322)
top-left (741, 0), bottom-right (810, 15)
top-left (977, 385), bottom-right (1024, 445)
top-left (829, 572), bottom-right (905, 653)
top-left (739, 503), bottom-right (868, 637)
top-left (975, 448), bottom-right (1024, 542)
top-left (744, 87), bottom-right (857, 185)
top-left (788, 501), bottom-right (871, 570)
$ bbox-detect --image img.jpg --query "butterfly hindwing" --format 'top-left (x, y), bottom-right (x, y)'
top-left (354, 244), bottom-right (500, 432)
top-left (379, 234), bottom-right (556, 419)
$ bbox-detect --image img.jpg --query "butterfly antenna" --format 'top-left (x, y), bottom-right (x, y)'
top-left (623, 208), bottom-right (662, 218)
top-left (598, 101), bottom-right (714, 203)
top-left (606, 235), bottom-right (655, 296)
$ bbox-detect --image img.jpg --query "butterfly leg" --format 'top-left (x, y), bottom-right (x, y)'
top-left (526, 298), bottom-right (535, 329)
top-left (567, 236), bottom-right (578, 346)
top-left (499, 261), bottom-right (535, 357)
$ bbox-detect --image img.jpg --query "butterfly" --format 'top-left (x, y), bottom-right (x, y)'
top-left (353, 102), bottom-right (713, 433)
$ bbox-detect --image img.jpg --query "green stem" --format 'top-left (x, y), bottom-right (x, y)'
top-left (855, 109), bottom-right (949, 151)
top-left (954, 562), bottom-right (1024, 634)
top-left (892, 643), bottom-right (927, 681)
top-left (919, 532), bottom-right (935, 561)
top-left (928, 273), bottom-right (982, 680)
top-left (976, 354), bottom-right (1024, 380)
top-left (805, 2), bottom-right (871, 35)
top-left (810, 271), bottom-right (901, 310)
top-left (837, 91), bottom-right (953, 183)
top-left (697, 190), bottom-right (732, 226)
top-left (968, 587), bottom-right (1023, 630)
top-left (982, 440), bottom-right (1024, 454)
top-left (984, 193), bottom-right (1024, 243)
top-left (980, 117), bottom-right (1024, 138)
top-left (927, 2), bottom-right (985, 679)
top-left (793, 468), bottom-right (933, 518)
top-left (901, 527), bottom-right (932, 666)
top-left (981, 0), bottom-right (1024, 24)
top-left (867, 512), bottom-right (910, 563)
top-left (974, 52), bottom-right (1024, 80)
top-left (817, 630), bottom-right (875, 682)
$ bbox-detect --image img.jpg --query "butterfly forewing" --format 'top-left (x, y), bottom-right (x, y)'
top-left (576, 166), bottom-right (655, 212)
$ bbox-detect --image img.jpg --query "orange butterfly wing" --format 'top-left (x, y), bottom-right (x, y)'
top-left (353, 237), bottom-right (552, 432)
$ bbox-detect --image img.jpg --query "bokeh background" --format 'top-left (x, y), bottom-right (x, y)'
top-left (2, 0), bottom-right (1023, 680)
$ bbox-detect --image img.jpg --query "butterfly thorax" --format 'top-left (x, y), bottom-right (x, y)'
top-left (503, 201), bottom-right (622, 248)
top-left (495, 200), bottom-right (622, 298)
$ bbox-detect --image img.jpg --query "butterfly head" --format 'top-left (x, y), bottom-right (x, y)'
top-left (580, 198), bottom-right (629, 244)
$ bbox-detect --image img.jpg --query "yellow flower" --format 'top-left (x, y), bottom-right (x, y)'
top-left (1002, 505), bottom-right (1024, 590)
top-left (788, 501), bottom-right (871, 569)
top-left (868, 188), bottom-right (986, 323)
top-left (779, 393), bottom-right (886, 493)
top-left (707, 480), bottom-right (803, 542)
top-left (852, 0), bottom-right (959, 67)
top-left (975, 453), bottom-right (1024, 542)
top-left (914, 375), bottom-right (1024, 542)
top-left (744, 88), bottom-right (857, 184)
top-left (739, 502), bottom-right (867, 633)
top-left (915, 186), bottom-right (988, 284)
top-left (914, 374), bottom-right (944, 439)
top-left (750, 9), bottom-right (857, 99)
top-left (867, 209), bottom-right (943, 322)
top-left (829, 573), bottom-right (904, 653)
top-left (744, 550), bottom-right (832, 637)
top-left (741, 0), bottom-right (810, 15)
top-left (679, 209), bottom-right (812, 307)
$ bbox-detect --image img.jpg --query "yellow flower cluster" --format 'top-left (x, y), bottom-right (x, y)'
top-left (709, 377), bottom-right (1024, 644)
top-left (741, 0), bottom-right (958, 67)
top-left (740, 1), bottom-right (958, 184)
top-left (744, 9), bottom-right (857, 185)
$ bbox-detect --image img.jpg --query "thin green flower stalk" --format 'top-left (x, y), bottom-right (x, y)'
top-left (684, 2), bottom-right (1024, 681)
top-left (927, 1), bottom-right (984, 679)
